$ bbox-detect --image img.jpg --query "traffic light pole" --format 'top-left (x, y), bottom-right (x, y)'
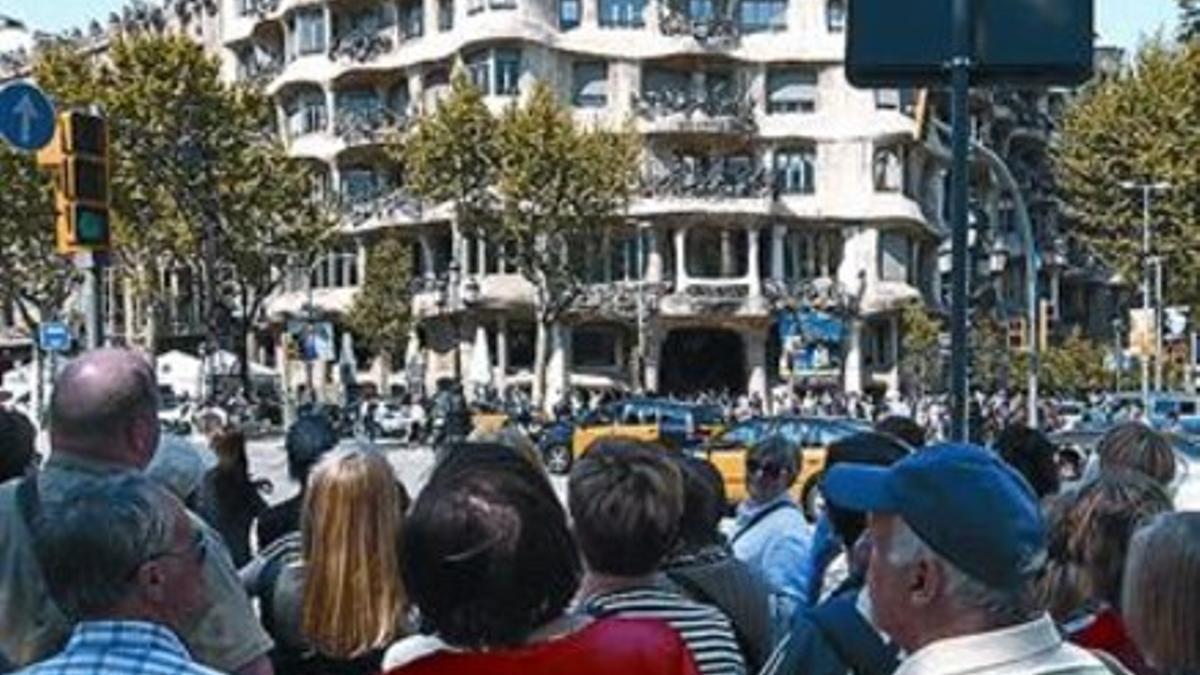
top-left (82, 262), bottom-right (104, 349)
top-left (948, 0), bottom-right (972, 441)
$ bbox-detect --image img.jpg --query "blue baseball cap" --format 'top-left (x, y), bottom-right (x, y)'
top-left (821, 443), bottom-right (1047, 590)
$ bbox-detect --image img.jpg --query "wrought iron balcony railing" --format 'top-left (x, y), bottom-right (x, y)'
top-left (328, 27), bottom-right (394, 63)
top-left (241, 54), bottom-right (284, 85)
top-left (632, 88), bottom-right (755, 129)
top-left (333, 106), bottom-right (409, 145)
top-left (342, 187), bottom-right (423, 225)
top-left (641, 162), bottom-right (775, 199)
top-left (657, 10), bottom-right (739, 46)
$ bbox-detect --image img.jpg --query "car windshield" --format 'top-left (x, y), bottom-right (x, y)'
top-left (693, 405), bottom-right (724, 426)
top-left (718, 419), bottom-right (770, 446)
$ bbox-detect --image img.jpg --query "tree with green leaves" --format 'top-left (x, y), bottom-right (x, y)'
top-left (1039, 330), bottom-right (1109, 397)
top-left (33, 34), bottom-right (338, 383)
top-left (1054, 40), bottom-right (1200, 309)
top-left (404, 75), bottom-right (639, 408)
top-left (970, 315), bottom-right (1009, 394)
top-left (899, 301), bottom-right (943, 398)
top-left (345, 236), bottom-right (415, 385)
top-left (1181, 0), bottom-right (1200, 42)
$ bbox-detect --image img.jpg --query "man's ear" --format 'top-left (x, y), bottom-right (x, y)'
top-left (135, 560), bottom-right (170, 605)
top-left (909, 557), bottom-right (941, 608)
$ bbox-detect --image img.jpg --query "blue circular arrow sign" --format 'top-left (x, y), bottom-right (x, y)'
top-left (0, 81), bottom-right (56, 152)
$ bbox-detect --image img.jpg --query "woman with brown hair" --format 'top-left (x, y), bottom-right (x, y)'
top-left (1123, 512), bottom-right (1200, 675)
top-left (1040, 470), bottom-right (1173, 674)
top-left (246, 448), bottom-right (408, 675)
top-left (195, 425), bottom-right (269, 566)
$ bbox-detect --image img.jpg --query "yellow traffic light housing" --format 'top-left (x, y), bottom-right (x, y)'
top-left (37, 110), bottom-right (110, 256)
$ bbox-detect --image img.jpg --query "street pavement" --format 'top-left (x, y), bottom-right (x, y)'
top-left (244, 434), bottom-right (570, 506)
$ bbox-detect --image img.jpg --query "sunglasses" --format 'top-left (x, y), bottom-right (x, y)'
top-left (746, 460), bottom-right (787, 479)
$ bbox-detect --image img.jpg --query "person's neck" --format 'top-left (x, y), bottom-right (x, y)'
top-left (47, 446), bottom-right (138, 471)
top-left (577, 570), bottom-right (660, 601)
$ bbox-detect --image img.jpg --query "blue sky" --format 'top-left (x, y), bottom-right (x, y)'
top-left (4, 0), bottom-right (1184, 54)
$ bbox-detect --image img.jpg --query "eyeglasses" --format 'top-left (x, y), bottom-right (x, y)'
top-left (130, 529), bottom-right (207, 579)
top-left (746, 459), bottom-right (787, 479)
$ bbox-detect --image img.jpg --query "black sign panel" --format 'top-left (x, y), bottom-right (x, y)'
top-left (846, 0), bottom-right (1094, 87)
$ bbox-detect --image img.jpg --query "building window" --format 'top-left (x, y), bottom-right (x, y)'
top-left (874, 88), bottom-right (901, 110)
top-left (572, 61), bottom-right (608, 108)
top-left (599, 0), bottom-right (645, 27)
top-left (738, 0), bottom-right (786, 32)
top-left (287, 92), bottom-right (327, 136)
top-left (340, 168), bottom-right (380, 205)
top-left (438, 0), bottom-right (454, 30)
top-left (573, 327), bottom-right (620, 368)
top-left (774, 148), bottom-right (816, 195)
top-left (689, 0), bottom-right (715, 21)
top-left (423, 67), bottom-right (450, 107)
top-left (873, 146), bottom-right (903, 192)
top-left (468, 0), bottom-right (484, 14)
top-left (389, 83), bottom-right (410, 116)
top-left (490, 0), bottom-right (517, 9)
top-left (465, 50), bottom-right (489, 91)
top-left (825, 0), bottom-right (845, 32)
top-left (294, 9), bottom-right (326, 55)
top-left (767, 68), bottom-right (817, 114)
top-left (494, 49), bottom-right (521, 96)
top-left (560, 0), bottom-right (581, 28)
top-left (642, 66), bottom-right (690, 103)
top-left (879, 232), bottom-right (910, 283)
top-left (400, 0), bottom-right (424, 38)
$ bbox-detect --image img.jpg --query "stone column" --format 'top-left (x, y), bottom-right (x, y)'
top-left (843, 319), bottom-right (863, 394)
top-left (744, 331), bottom-right (768, 401)
top-left (324, 87), bottom-right (336, 133)
top-left (356, 239), bottom-right (368, 286)
top-left (645, 224), bottom-right (663, 283)
top-left (674, 225), bottom-right (689, 288)
top-left (496, 317), bottom-right (509, 393)
top-left (771, 224), bottom-right (786, 281)
top-left (644, 328), bottom-right (661, 393)
top-left (720, 229), bottom-right (735, 277)
top-left (418, 233), bottom-right (435, 278)
top-left (323, 5), bottom-right (334, 52)
top-left (746, 225), bottom-right (762, 296)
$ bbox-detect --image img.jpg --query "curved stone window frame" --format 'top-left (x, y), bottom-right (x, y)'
top-left (766, 66), bottom-right (817, 114)
top-left (774, 147), bottom-right (817, 195)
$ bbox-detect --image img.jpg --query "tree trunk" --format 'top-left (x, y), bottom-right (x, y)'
top-left (238, 282), bottom-right (252, 399)
top-left (533, 315), bottom-right (550, 413)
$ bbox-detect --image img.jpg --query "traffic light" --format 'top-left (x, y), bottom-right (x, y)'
top-left (1008, 318), bottom-right (1027, 351)
top-left (37, 110), bottom-right (111, 255)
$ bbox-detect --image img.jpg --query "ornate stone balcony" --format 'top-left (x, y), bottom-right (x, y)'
top-left (762, 277), bottom-right (853, 311)
top-left (572, 281), bottom-right (672, 319)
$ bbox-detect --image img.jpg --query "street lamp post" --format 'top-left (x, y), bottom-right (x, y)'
top-left (1120, 180), bottom-right (1171, 414)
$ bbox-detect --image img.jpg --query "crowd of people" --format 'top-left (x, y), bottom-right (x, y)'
top-left (0, 347), bottom-right (1197, 675)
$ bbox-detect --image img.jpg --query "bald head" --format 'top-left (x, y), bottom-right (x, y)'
top-left (50, 349), bottom-right (160, 467)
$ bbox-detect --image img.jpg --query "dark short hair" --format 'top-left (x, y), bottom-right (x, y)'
top-left (0, 409), bottom-right (36, 482)
top-left (875, 415), bottom-right (926, 448)
top-left (285, 414), bottom-right (337, 483)
top-left (404, 443), bottom-right (579, 648)
top-left (822, 432), bottom-right (910, 549)
top-left (568, 438), bottom-right (683, 576)
top-left (993, 425), bottom-right (1061, 499)
top-left (671, 454), bottom-right (727, 550)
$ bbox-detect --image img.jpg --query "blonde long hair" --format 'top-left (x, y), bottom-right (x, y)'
top-left (300, 448), bottom-right (407, 658)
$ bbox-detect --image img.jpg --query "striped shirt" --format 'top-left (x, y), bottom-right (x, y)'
top-left (16, 621), bottom-right (223, 675)
top-left (582, 587), bottom-right (747, 675)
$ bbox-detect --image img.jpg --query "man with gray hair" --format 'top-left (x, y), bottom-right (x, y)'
top-left (821, 443), bottom-right (1107, 674)
top-left (729, 435), bottom-right (813, 616)
top-left (0, 349), bottom-right (273, 675)
top-left (17, 475), bottom-right (217, 674)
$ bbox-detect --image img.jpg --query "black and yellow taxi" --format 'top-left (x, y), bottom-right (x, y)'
top-left (698, 415), bottom-right (870, 520)
top-left (540, 398), bottom-right (725, 474)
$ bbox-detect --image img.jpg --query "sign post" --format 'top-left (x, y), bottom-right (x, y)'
top-left (846, 0), bottom-right (1093, 441)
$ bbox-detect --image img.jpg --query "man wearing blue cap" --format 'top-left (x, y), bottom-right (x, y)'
top-left (821, 443), bottom-right (1108, 675)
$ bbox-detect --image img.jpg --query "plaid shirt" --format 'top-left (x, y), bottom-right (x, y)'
top-left (17, 621), bottom-right (224, 675)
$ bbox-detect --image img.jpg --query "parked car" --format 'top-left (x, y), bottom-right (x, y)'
top-left (539, 398), bottom-right (725, 474)
top-left (698, 416), bottom-right (870, 520)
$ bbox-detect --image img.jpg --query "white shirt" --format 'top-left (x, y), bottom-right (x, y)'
top-left (894, 614), bottom-right (1109, 675)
